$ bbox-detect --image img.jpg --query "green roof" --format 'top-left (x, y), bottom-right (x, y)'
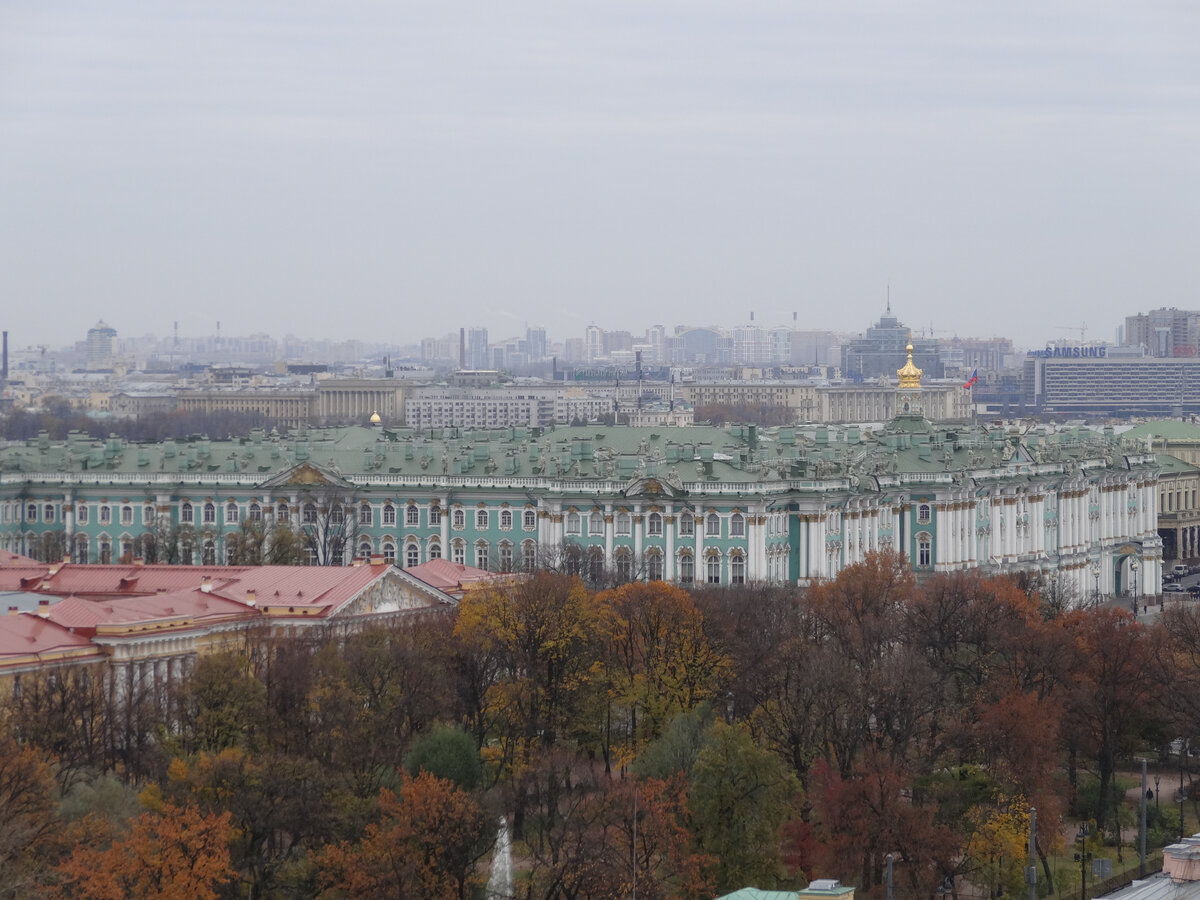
top-left (1155, 453), bottom-right (1200, 475)
top-left (1124, 420), bottom-right (1200, 442)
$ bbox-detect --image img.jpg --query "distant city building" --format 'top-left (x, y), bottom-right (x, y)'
top-left (85, 321), bottom-right (117, 370)
top-left (1022, 351), bottom-right (1200, 415)
top-left (840, 309), bottom-right (944, 380)
top-left (466, 328), bottom-right (489, 370)
top-left (1123, 307), bottom-right (1200, 357)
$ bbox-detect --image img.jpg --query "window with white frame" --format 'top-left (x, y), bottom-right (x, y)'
top-left (303, 503), bottom-right (317, 524)
top-left (706, 552), bottom-right (721, 583)
top-left (452, 539), bottom-right (465, 564)
top-left (76, 504), bottom-right (89, 525)
top-left (452, 508), bottom-right (465, 529)
top-left (203, 502), bottom-right (215, 524)
top-left (26, 503), bottom-right (37, 522)
top-left (276, 502), bottom-right (290, 522)
top-left (405, 542), bottom-right (419, 567)
top-left (429, 540), bottom-right (441, 560)
top-left (180, 502), bottom-right (192, 524)
top-left (359, 503), bottom-right (372, 526)
top-left (918, 532), bottom-right (932, 567)
top-left (679, 513), bottom-right (694, 536)
top-left (730, 513), bottom-right (745, 537)
top-left (589, 511), bottom-right (604, 535)
top-left (100, 505), bottom-right (112, 525)
top-left (248, 503), bottom-right (261, 522)
top-left (615, 547), bottom-right (632, 582)
top-left (44, 504), bottom-right (55, 524)
top-left (330, 505), bottom-right (344, 526)
top-left (647, 550), bottom-right (663, 581)
top-left (566, 511), bottom-right (581, 534)
top-left (225, 502), bottom-right (239, 524)
top-left (917, 503), bottom-right (932, 525)
top-left (647, 512), bottom-right (662, 535)
top-left (706, 513), bottom-right (720, 536)
top-left (679, 552), bottom-right (694, 583)
top-left (430, 505), bottom-right (442, 526)
top-left (500, 509), bottom-right (513, 530)
top-left (616, 512), bottom-right (631, 535)
top-left (120, 505), bottom-right (133, 526)
top-left (383, 541), bottom-right (396, 563)
top-left (406, 505), bottom-right (419, 526)
top-left (522, 540), bottom-right (536, 571)
top-left (476, 509), bottom-right (489, 530)
top-left (475, 540), bottom-right (489, 570)
top-left (142, 505), bottom-right (155, 525)
top-left (730, 551), bottom-right (746, 584)
top-left (383, 504), bottom-right (396, 526)
top-left (499, 541), bottom-right (513, 572)
top-left (523, 509), bottom-right (537, 530)
top-left (357, 539), bottom-right (372, 560)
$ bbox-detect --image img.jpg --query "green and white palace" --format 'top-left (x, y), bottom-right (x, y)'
top-left (0, 347), bottom-right (1162, 597)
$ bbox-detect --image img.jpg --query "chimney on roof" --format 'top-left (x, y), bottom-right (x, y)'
top-left (7, 606), bottom-right (17, 615)
top-left (245, 590), bottom-right (256, 607)
top-left (353, 557), bottom-right (365, 567)
top-left (200, 576), bottom-right (212, 594)
top-left (133, 557), bottom-right (144, 566)
top-left (61, 554), bottom-right (70, 565)
top-left (370, 554), bottom-right (384, 566)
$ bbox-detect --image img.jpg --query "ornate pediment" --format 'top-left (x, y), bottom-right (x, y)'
top-left (623, 475), bottom-right (686, 499)
top-left (256, 462), bottom-right (355, 492)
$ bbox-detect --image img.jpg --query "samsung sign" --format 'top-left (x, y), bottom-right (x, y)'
top-left (1027, 346), bottom-right (1108, 358)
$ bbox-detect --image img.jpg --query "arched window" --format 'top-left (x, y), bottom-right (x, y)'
top-left (730, 551), bottom-right (746, 584)
top-left (43, 504), bottom-right (55, 523)
top-left (706, 513), bottom-right (720, 536)
top-left (202, 540), bottom-right (216, 565)
top-left (566, 511), bottom-right (581, 534)
top-left (647, 512), bottom-right (663, 535)
top-left (616, 512), bottom-right (631, 535)
top-left (523, 509), bottom-right (537, 530)
top-left (587, 546), bottom-right (605, 583)
top-left (406, 542), bottom-right (419, 567)
top-left (918, 532), bottom-right (932, 567)
top-left (452, 508), bottom-right (465, 530)
top-left (359, 503), bottom-right (373, 526)
top-left (383, 541), bottom-right (396, 563)
top-left (730, 513), bottom-right (745, 537)
top-left (451, 539), bottom-right (465, 564)
top-left (76, 504), bottom-right (89, 525)
top-left (499, 540), bottom-right (513, 572)
top-left (647, 549), bottom-right (663, 581)
top-left (706, 551), bottom-right (721, 584)
top-left (430, 505), bottom-right (442, 526)
top-left (25, 503), bottom-right (37, 522)
top-left (428, 539), bottom-right (441, 560)
top-left (277, 502), bottom-right (290, 522)
top-left (406, 505), bottom-right (419, 526)
top-left (248, 503), bottom-right (262, 522)
top-left (500, 509), bottom-right (513, 530)
top-left (679, 513), bottom-right (694, 536)
top-left (357, 539), bottom-right (373, 560)
top-left (476, 509), bottom-right (489, 530)
top-left (121, 505), bottom-right (134, 526)
top-left (475, 540), bottom-right (489, 570)
top-left (99, 539), bottom-right (112, 564)
top-left (383, 504), bottom-right (396, 526)
top-left (203, 502), bottom-right (216, 524)
top-left (99, 505), bottom-right (112, 525)
top-left (679, 551), bottom-right (694, 584)
top-left (917, 503), bottom-right (932, 525)
top-left (615, 547), bottom-right (632, 582)
top-left (303, 503), bottom-right (317, 524)
top-left (589, 511), bottom-right (604, 535)
top-left (226, 502), bottom-right (239, 524)
top-left (522, 540), bottom-right (537, 571)
top-left (329, 505), bottom-right (344, 526)
top-left (73, 534), bottom-right (89, 564)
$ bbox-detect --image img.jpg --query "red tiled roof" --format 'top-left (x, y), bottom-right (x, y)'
top-left (0, 550), bottom-right (39, 566)
top-left (46, 590), bottom-right (255, 632)
top-left (0, 612), bottom-right (101, 663)
top-left (403, 559), bottom-right (505, 593)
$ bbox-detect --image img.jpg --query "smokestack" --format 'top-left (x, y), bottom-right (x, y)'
top-left (459, 328), bottom-right (465, 369)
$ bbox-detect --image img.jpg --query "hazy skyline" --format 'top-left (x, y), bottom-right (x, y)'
top-left (3, 2), bottom-right (1197, 350)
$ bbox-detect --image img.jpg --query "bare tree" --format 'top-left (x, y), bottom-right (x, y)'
top-left (295, 485), bottom-right (363, 566)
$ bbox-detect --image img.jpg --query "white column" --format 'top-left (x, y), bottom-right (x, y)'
top-left (665, 505), bottom-right (675, 581)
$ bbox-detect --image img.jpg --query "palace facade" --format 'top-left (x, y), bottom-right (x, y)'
top-left (0, 350), bottom-right (1162, 598)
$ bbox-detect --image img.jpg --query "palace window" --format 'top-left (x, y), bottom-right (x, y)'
top-left (99, 539), bottom-right (112, 564)
top-left (500, 509), bottom-right (513, 530)
top-left (917, 532), bottom-right (932, 567)
top-left (730, 513), bottom-right (745, 537)
top-left (359, 503), bottom-right (372, 526)
top-left (524, 509), bottom-right (537, 530)
top-left (99, 505), bottom-right (112, 525)
top-left (522, 540), bottom-right (537, 571)
top-left (706, 513), bottom-right (720, 536)
top-left (706, 552), bottom-right (721, 584)
top-left (679, 552), bottom-right (694, 584)
top-left (476, 510), bottom-right (489, 530)
top-left (44, 504), bottom-right (55, 524)
top-left (383, 541), bottom-right (396, 564)
top-left (330, 505), bottom-right (344, 526)
top-left (917, 504), bottom-right (932, 525)
top-left (730, 551), bottom-right (746, 585)
top-left (383, 504), bottom-right (396, 526)
top-left (26, 503), bottom-right (37, 522)
top-left (225, 502), bottom-right (239, 524)
top-left (77, 505), bottom-right (89, 525)
top-left (647, 512), bottom-right (663, 536)
top-left (589, 511), bottom-right (604, 535)
top-left (566, 511), bottom-right (581, 535)
top-left (430, 505), bottom-right (442, 526)
top-left (616, 513), bottom-right (631, 536)
top-left (143, 505), bottom-right (155, 525)
top-left (357, 540), bottom-right (373, 561)
top-left (405, 542), bottom-right (419, 567)
top-left (248, 503), bottom-right (261, 522)
top-left (452, 539), bottom-right (465, 564)
top-left (615, 547), bottom-right (632, 582)
top-left (276, 502), bottom-right (290, 522)
top-left (452, 509), bottom-right (465, 530)
top-left (429, 540), bottom-right (441, 560)
top-left (203, 503), bottom-right (215, 524)
top-left (406, 505), bottom-right (419, 526)
top-left (647, 550), bottom-right (663, 581)
top-left (499, 541), bottom-right (513, 572)
top-left (120, 505), bottom-right (133, 526)
top-left (475, 541), bottom-right (489, 571)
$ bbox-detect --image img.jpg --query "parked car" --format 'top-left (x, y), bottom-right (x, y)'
top-left (1165, 583), bottom-right (1187, 593)
top-left (1188, 584), bottom-right (1200, 598)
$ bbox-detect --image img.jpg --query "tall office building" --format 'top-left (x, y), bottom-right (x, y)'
top-left (85, 321), bottom-right (118, 370)
top-left (466, 328), bottom-right (490, 370)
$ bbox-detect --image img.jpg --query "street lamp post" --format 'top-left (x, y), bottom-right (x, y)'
top-left (1075, 826), bottom-right (1091, 900)
top-left (1131, 559), bottom-right (1139, 603)
top-left (1092, 563), bottom-right (1100, 607)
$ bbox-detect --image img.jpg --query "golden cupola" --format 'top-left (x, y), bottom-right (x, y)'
top-left (897, 342), bottom-right (923, 388)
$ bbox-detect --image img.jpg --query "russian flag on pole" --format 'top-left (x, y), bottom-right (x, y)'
top-left (962, 369), bottom-right (978, 389)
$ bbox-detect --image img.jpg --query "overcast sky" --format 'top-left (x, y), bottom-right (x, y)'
top-left (2, 1), bottom-right (1197, 352)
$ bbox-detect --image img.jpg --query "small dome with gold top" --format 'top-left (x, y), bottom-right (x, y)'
top-left (369, 410), bottom-right (381, 425)
top-left (896, 342), bottom-right (923, 389)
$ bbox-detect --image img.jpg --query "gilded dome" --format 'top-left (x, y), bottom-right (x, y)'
top-left (897, 342), bottom-right (923, 389)
top-left (369, 410), bottom-right (382, 425)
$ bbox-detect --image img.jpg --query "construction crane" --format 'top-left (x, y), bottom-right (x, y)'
top-left (1056, 322), bottom-right (1088, 341)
